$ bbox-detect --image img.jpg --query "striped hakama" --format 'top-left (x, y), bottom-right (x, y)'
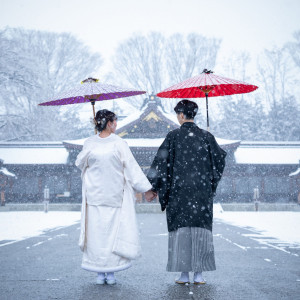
top-left (167, 227), bottom-right (216, 272)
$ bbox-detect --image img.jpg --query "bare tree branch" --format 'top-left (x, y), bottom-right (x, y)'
top-left (111, 32), bottom-right (221, 110)
top-left (0, 27), bottom-right (103, 141)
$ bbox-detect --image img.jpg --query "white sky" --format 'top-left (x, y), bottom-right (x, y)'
top-left (1, 0), bottom-right (300, 76)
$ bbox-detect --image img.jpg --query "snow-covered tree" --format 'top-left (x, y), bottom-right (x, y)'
top-left (110, 32), bottom-right (220, 111)
top-left (211, 51), bottom-right (265, 140)
top-left (212, 96), bottom-right (268, 140)
top-left (265, 95), bottom-right (300, 141)
top-left (212, 46), bottom-right (300, 141)
top-left (256, 46), bottom-right (300, 140)
top-left (0, 27), bottom-right (103, 141)
top-left (287, 30), bottom-right (300, 69)
top-left (165, 33), bottom-right (221, 84)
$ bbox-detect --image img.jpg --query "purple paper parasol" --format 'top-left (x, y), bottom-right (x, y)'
top-left (38, 78), bottom-right (146, 134)
top-left (39, 78), bottom-right (146, 106)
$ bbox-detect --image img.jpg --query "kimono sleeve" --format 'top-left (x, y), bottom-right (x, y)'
top-left (207, 134), bottom-right (227, 194)
top-left (147, 133), bottom-right (172, 211)
top-left (75, 139), bottom-right (93, 171)
top-left (120, 141), bottom-right (152, 194)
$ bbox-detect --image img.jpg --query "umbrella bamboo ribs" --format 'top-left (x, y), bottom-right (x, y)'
top-left (157, 69), bottom-right (258, 132)
top-left (38, 78), bottom-right (146, 135)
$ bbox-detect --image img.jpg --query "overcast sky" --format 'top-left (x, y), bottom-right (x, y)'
top-left (1, 0), bottom-right (300, 75)
top-left (1, 0), bottom-right (299, 129)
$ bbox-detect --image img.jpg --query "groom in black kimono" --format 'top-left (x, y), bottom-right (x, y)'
top-left (147, 99), bottom-right (226, 285)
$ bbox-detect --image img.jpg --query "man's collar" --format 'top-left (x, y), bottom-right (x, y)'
top-left (181, 122), bottom-right (196, 128)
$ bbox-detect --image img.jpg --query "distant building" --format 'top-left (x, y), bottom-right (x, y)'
top-left (218, 142), bottom-right (300, 202)
top-left (0, 95), bottom-right (299, 203)
top-left (0, 142), bottom-right (72, 202)
top-left (0, 159), bottom-right (16, 205)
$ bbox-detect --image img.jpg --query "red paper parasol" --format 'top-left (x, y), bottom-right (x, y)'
top-left (157, 69), bottom-right (258, 131)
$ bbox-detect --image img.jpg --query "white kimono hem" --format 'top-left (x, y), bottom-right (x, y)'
top-left (81, 262), bottom-right (132, 273)
top-left (75, 134), bottom-right (152, 273)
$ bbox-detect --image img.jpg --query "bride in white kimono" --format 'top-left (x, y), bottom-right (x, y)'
top-left (75, 109), bottom-right (155, 285)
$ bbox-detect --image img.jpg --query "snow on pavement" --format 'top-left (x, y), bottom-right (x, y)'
top-left (214, 211), bottom-right (300, 245)
top-left (0, 210), bottom-right (299, 247)
top-left (0, 211), bottom-right (80, 246)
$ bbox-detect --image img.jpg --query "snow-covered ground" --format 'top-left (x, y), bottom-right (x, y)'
top-left (214, 209), bottom-right (300, 245)
top-left (0, 211), bottom-right (81, 247)
top-left (0, 210), bottom-right (299, 247)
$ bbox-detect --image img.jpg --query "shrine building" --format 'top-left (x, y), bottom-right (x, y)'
top-left (0, 95), bottom-right (299, 204)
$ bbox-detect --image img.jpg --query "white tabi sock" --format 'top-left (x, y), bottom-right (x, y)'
top-left (96, 272), bottom-right (105, 285)
top-left (97, 272), bottom-right (105, 280)
top-left (194, 272), bottom-right (205, 283)
top-left (106, 272), bottom-right (115, 280)
top-left (177, 272), bottom-right (189, 282)
top-left (106, 272), bottom-right (116, 285)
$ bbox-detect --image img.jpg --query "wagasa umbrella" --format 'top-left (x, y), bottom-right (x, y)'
top-left (39, 77), bottom-right (146, 133)
top-left (157, 69), bottom-right (258, 131)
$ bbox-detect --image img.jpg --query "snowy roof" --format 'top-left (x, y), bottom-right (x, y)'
top-left (78, 99), bottom-right (139, 124)
top-left (216, 137), bottom-right (240, 146)
top-left (240, 141), bottom-right (300, 146)
top-left (157, 107), bottom-right (242, 144)
top-left (116, 110), bottom-right (144, 130)
top-left (64, 137), bottom-right (162, 147)
top-left (125, 138), bottom-right (164, 147)
top-left (157, 106), bottom-right (179, 124)
top-left (0, 167), bottom-right (16, 177)
top-left (63, 138), bottom-right (86, 146)
top-left (0, 141), bottom-right (62, 145)
top-left (1, 139), bottom-right (299, 166)
top-left (235, 143), bottom-right (300, 165)
top-left (289, 168), bottom-right (300, 177)
top-left (0, 143), bottom-right (69, 165)
top-left (125, 137), bottom-right (239, 148)
top-left (117, 105), bottom-right (179, 132)
top-left (64, 136), bottom-right (238, 148)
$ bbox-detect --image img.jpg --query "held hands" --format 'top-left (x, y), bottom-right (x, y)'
top-left (145, 190), bottom-right (157, 202)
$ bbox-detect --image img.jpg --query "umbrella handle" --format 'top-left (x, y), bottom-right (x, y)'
top-left (90, 100), bottom-right (97, 135)
top-left (205, 93), bottom-right (209, 132)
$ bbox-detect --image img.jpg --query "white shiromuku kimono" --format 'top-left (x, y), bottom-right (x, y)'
top-left (75, 133), bottom-right (152, 273)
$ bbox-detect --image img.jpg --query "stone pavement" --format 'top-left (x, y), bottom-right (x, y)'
top-left (0, 213), bottom-right (299, 299)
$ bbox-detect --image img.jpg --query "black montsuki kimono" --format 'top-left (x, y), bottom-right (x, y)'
top-left (148, 122), bottom-right (227, 232)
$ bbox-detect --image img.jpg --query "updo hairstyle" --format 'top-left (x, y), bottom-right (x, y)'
top-left (95, 109), bottom-right (117, 132)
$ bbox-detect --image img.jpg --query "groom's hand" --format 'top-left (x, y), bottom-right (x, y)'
top-left (145, 190), bottom-right (157, 202)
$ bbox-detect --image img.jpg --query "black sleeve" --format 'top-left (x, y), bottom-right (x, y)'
top-left (207, 134), bottom-right (227, 194)
top-left (147, 133), bottom-right (172, 211)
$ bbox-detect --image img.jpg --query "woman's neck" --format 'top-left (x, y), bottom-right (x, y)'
top-left (99, 129), bottom-right (112, 138)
